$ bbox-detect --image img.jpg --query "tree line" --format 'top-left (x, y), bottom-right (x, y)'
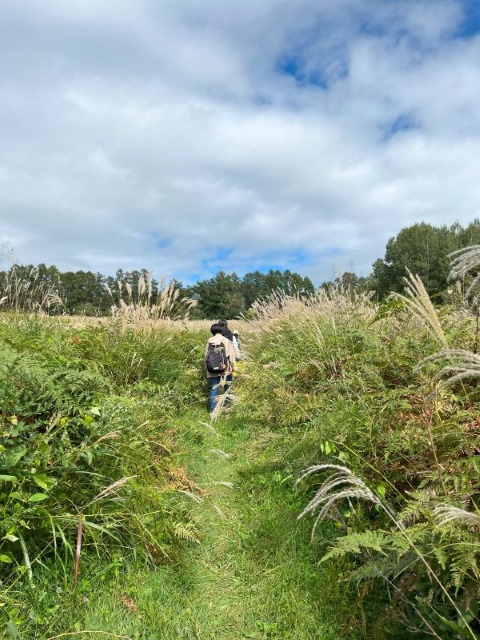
top-left (323, 218), bottom-right (480, 300)
top-left (0, 263), bottom-right (315, 318)
top-left (369, 219), bottom-right (480, 298)
top-left (2, 219), bottom-right (480, 317)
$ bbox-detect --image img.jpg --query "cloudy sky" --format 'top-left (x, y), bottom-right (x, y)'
top-left (1, 0), bottom-right (480, 284)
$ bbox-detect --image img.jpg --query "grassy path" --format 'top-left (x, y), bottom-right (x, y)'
top-left (71, 411), bottom-right (349, 640)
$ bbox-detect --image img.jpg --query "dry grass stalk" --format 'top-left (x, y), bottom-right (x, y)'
top-left (392, 270), bottom-right (448, 349)
top-left (45, 631), bottom-right (131, 640)
top-left (296, 464), bottom-right (381, 540)
top-left (138, 275), bottom-right (146, 297)
top-left (210, 389), bottom-right (238, 422)
top-left (86, 476), bottom-right (136, 507)
top-left (146, 272), bottom-right (153, 303)
top-left (92, 430), bottom-right (121, 445)
top-left (110, 277), bottom-right (197, 323)
top-left (434, 504), bottom-right (480, 528)
top-left (296, 466), bottom-right (478, 637)
top-left (448, 245), bottom-right (480, 297)
top-left (248, 287), bottom-right (375, 328)
top-left (417, 349), bottom-right (480, 397)
top-left (177, 490), bottom-right (203, 504)
top-left (0, 265), bottom-right (64, 314)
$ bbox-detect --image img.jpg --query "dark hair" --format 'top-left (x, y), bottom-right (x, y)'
top-left (210, 323), bottom-right (224, 335)
top-left (217, 319), bottom-right (228, 327)
top-left (221, 327), bottom-right (234, 341)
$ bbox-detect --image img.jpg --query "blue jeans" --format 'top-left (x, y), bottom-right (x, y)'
top-left (208, 375), bottom-right (233, 412)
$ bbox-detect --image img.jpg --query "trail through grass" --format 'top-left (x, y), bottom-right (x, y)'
top-left (67, 410), bottom-right (349, 640)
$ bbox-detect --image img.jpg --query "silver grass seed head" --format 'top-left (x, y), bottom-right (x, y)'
top-left (434, 503), bottom-right (480, 528)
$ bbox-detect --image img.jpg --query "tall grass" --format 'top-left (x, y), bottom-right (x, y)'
top-left (0, 264), bottom-right (63, 315)
top-left (0, 312), bottom-right (208, 638)
top-left (236, 281), bottom-right (480, 637)
top-left (5, 257), bottom-right (480, 637)
top-left (108, 274), bottom-right (197, 322)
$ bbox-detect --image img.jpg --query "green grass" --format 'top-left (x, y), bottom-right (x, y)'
top-left (38, 410), bottom-right (350, 640)
top-left (10, 296), bottom-right (479, 638)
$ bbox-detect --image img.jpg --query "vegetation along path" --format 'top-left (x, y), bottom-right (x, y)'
top-left (73, 410), bottom-right (347, 640)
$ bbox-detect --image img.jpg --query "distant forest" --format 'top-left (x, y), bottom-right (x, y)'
top-left (2, 220), bottom-right (480, 318)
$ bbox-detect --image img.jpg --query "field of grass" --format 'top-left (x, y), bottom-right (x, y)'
top-left (45, 412), bottom-right (348, 640)
top-left (1, 281), bottom-right (480, 639)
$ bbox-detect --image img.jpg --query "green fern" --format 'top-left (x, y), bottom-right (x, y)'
top-left (173, 522), bottom-right (200, 544)
top-left (321, 530), bottom-right (387, 562)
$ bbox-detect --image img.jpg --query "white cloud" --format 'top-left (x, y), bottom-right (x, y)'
top-left (0, 0), bottom-right (479, 284)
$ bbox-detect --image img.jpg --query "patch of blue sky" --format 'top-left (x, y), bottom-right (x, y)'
top-left (456, 0), bottom-right (480, 37)
top-left (214, 247), bottom-right (234, 261)
top-left (188, 246), bottom-right (347, 284)
top-left (198, 247), bottom-right (234, 273)
top-left (277, 55), bottom-right (329, 89)
top-left (182, 272), bottom-right (202, 285)
top-left (319, 246), bottom-right (343, 259)
top-left (274, 14), bottom-right (352, 90)
top-left (245, 248), bottom-right (320, 274)
top-left (152, 233), bottom-right (172, 250)
top-left (381, 112), bottom-right (420, 142)
top-left (363, 5), bottom-right (480, 55)
top-left (358, 16), bottom-right (387, 38)
top-left (358, 15), bottom-right (423, 45)
top-left (194, 249), bottom-right (305, 281)
top-left (358, 15), bottom-right (438, 63)
top-left (202, 247), bottom-right (234, 265)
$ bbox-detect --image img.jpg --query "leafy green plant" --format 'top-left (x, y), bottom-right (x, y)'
top-left (0, 313), bottom-right (207, 638)
top-left (236, 281), bottom-right (480, 637)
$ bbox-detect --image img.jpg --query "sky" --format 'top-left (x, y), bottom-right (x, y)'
top-left (1, 0), bottom-right (480, 285)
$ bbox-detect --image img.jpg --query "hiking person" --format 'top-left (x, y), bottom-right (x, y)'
top-left (217, 318), bottom-right (243, 362)
top-left (205, 323), bottom-right (237, 412)
top-left (218, 319), bottom-right (242, 361)
top-left (217, 318), bottom-right (234, 342)
top-left (232, 330), bottom-right (242, 360)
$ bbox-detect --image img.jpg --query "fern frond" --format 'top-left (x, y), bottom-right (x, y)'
top-left (321, 530), bottom-right (387, 562)
top-left (449, 541), bottom-right (480, 586)
top-left (173, 522), bottom-right (200, 544)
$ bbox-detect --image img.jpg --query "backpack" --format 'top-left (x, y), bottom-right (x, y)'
top-left (206, 341), bottom-right (228, 374)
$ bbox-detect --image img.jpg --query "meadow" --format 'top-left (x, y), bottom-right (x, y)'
top-left (1, 272), bottom-right (480, 639)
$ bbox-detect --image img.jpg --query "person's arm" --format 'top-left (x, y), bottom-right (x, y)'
top-left (204, 340), bottom-right (211, 371)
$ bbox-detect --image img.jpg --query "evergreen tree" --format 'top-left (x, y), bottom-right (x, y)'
top-left (192, 272), bottom-right (244, 319)
top-left (60, 270), bottom-right (110, 315)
